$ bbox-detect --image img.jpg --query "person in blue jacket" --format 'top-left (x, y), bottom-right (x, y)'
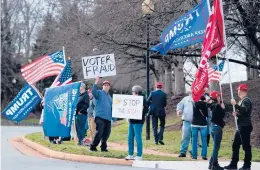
top-left (89, 77), bottom-right (112, 152)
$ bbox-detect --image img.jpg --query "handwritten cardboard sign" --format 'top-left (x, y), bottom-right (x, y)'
top-left (82, 53), bottom-right (116, 79)
top-left (112, 94), bottom-right (143, 120)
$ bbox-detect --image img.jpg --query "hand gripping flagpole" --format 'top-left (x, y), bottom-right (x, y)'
top-left (219, 0), bottom-right (238, 130)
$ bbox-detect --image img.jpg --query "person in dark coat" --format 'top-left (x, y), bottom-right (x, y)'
top-left (224, 84), bottom-right (253, 170)
top-left (208, 91), bottom-right (225, 170)
top-left (125, 85), bottom-right (148, 161)
top-left (75, 82), bottom-right (89, 145)
top-left (191, 96), bottom-right (208, 160)
top-left (147, 82), bottom-right (167, 145)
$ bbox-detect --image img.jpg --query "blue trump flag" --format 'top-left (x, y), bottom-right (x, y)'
top-left (43, 82), bottom-right (81, 137)
top-left (152, 0), bottom-right (210, 55)
top-left (2, 84), bottom-right (42, 122)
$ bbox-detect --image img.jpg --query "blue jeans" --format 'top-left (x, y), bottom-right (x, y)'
top-left (75, 114), bottom-right (87, 144)
top-left (128, 123), bottom-right (143, 157)
top-left (209, 124), bottom-right (223, 165)
top-left (191, 126), bottom-right (208, 158)
top-left (180, 121), bottom-right (191, 154)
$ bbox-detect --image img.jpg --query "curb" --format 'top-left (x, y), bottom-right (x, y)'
top-left (20, 136), bottom-right (133, 166)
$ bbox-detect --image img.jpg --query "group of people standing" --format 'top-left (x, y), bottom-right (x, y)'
top-left (176, 84), bottom-right (253, 170)
top-left (75, 77), bottom-right (168, 161)
top-left (40, 78), bottom-right (253, 170)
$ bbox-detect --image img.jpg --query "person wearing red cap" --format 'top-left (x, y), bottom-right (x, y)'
top-left (207, 90), bottom-right (226, 170)
top-left (147, 82), bottom-right (167, 145)
top-left (224, 84), bottom-right (253, 170)
top-left (89, 77), bottom-right (112, 152)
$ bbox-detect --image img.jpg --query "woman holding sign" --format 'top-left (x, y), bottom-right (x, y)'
top-left (125, 85), bottom-right (148, 161)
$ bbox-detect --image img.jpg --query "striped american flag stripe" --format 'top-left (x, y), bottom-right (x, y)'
top-left (22, 60), bottom-right (53, 77)
top-left (24, 64), bottom-right (63, 81)
top-left (21, 56), bottom-right (50, 72)
top-left (55, 78), bottom-right (72, 86)
top-left (208, 68), bottom-right (221, 82)
top-left (27, 70), bottom-right (63, 84)
top-left (27, 70), bottom-right (63, 82)
top-left (22, 59), bottom-right (64, 79)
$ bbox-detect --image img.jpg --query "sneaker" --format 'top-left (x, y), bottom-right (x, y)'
top-left (178, 153), bottom-right (186, 157)
top-left (89, 147), bottom-right (98, 152)
top-left (101, 148), bottom-right (108, 152)
top-left (224, 164), bottom-right (237, 170)
top-left (134, 156), bottom-right (142, 161)
top-left (211, 164), bottom-right (224, 170)
top-left (125, 155), bottom-right (134, 160)
top-left (238, 167), bottom-right (250, 170)
top-left (159, 141), bottom-right (165, 145)
top-left (192, 157), bottom-right (197, 160)
top-left (202, 157), bottom-right (208, 160)
top-left (155, 142), bottom-right (158, 145)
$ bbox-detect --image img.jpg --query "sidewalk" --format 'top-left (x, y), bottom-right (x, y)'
top-left (133, 161), bottom-right (260, 170)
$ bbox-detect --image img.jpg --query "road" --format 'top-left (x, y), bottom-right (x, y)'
top-left (1, 126), bottom-right (151, 170)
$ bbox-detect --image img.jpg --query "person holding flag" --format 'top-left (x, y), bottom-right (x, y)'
top-left (224, 84), bottom-right (253, 170)
top-left (75, 82), bottom-right (90, 145)
top-left (208, 91), bottom-right (225, 170)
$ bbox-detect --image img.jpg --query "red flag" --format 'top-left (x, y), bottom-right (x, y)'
top-left (191, 0), bottom-right (225, 101)
top-left (191, 66), bottom-right (209, 102)
top-left (202, 0), bottom-right (225, 59)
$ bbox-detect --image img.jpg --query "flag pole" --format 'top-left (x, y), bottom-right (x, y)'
top-left (219, 0), bottom-right (238, 130)
top-left (63, 46), bottom-right (66, 59)
top-left (216, 54), bottom-right (224, 104)
top-left (226, 56), bottom-right (238, 130)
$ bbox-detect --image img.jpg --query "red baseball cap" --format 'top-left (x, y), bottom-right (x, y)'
top-left (156, 82), bottom-right (163, 88)
top-left (210, 91), bottom-right (220, 99)
top-left (102, 80), bottom-right (110, 85)
top-left (237, 84), bottom-right (248, 91)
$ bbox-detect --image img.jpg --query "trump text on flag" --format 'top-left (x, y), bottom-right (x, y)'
top-left (2, 84), bottom-right (42, 122)
top-left (112, 94), bottom-right (143, 120)
top-left (82, 54), bottom-right (116, 79)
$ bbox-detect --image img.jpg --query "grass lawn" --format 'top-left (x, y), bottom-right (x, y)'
top-left (109, 117), bottom-right (260, 162)
top-left (25, 132), bottom-right (181, 161)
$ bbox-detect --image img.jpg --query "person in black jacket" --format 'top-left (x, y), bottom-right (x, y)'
top-left (224, 84), bottom-right (253, 170)
top-left (75, 82), bottom-right (89, 145)
top-left (208, 91), bottom-right (225, 170)
top-left (125, 85), bottom-right (148, 161)
top-left (191, 96), bottom-right (208, 160)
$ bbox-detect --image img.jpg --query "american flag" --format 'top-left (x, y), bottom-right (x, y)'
top-left (51, 59), bottom-right (72, 87)
top-left (21, 50), bottom-right (66, 85)
top-left (208, 60), bottom-right (225, 82)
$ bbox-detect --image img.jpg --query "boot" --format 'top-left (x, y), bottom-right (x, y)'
top-left (224, 163), bottom-right (237, 170)
top-left (211, 164), bottom-right (224, 170)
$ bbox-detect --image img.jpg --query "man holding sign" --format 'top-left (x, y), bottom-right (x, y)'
top-left (89, 77), bottom-right (112, 152)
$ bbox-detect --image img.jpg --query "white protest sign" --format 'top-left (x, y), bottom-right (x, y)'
top-left (112, 94), bottom-right (143, 120)
top-left (82, 53), bottom-right (116, 79)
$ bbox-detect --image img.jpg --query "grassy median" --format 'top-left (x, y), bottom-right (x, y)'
top-left (25, 117), bottom-right (260, 162)
top-left (25, 132), bottom-right (181, 161)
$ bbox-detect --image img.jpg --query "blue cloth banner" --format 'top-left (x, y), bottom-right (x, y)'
top-left (152, 0), bottom-right (210, 55)
top-left (43, 82), bottom-right (81, 137)
top-left (2, 84), bottom-right (42, 122)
